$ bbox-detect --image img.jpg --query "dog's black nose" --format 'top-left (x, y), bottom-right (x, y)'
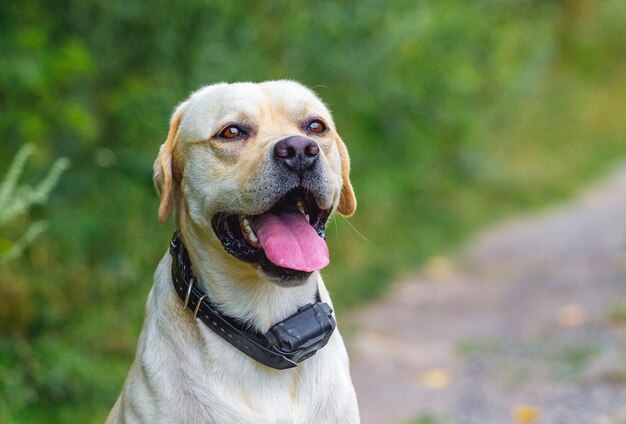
top-left (274, 136), bottom-right (319, 175)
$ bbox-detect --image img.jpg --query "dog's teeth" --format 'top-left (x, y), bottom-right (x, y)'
top-left (297, 200), bottom-right (306, 215)
top-left (242, 218), bottom-right (253, 234)
top-left (305, 214), bottom-right (310, 223)
top-left (241, 218), bottom-right (259, 245)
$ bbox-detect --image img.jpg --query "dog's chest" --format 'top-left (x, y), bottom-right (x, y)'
top-left (176, 356), bottom-right (338, 424)
top-left (118, 260), bottom-right (358, 423)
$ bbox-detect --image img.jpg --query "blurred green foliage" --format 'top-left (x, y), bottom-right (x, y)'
top-left (1, 0), bottom-right (625, 422)
top-left (0, 144), bottom-right (69, 264)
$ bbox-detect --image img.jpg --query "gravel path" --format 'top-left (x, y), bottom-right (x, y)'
top-left (346, 167), bottom-right (626, 424)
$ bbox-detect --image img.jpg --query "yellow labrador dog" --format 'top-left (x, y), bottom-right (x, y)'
top-left (107, 81), bottom-right (360, 423)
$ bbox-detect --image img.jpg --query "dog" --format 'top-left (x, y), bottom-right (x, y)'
top-left (106, 80), bottom-right (360, 423)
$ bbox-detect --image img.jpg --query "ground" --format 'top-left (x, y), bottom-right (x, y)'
top-left (346, 166), bottom-right (626, 424)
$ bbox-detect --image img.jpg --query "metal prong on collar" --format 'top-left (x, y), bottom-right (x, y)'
top-left (194, 294), bottom-right (207, 318)
top-left (282, 356), bottom-right (299, 367)
top-left (183, 278), bottom-right (195, 309)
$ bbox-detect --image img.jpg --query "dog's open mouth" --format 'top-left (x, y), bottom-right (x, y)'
top-left (211, 187), bottom-right (331, 281)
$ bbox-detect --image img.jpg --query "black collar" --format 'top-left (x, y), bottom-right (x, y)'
top-left (169, 233), bottom-right (336, 370)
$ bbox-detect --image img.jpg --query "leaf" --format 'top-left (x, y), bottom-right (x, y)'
top-left (420, 368), bottom-right (452, 389)
top-left (513, 404), bottom-right (539, 423)
top-left (557, 305), bottom-right (586, 328)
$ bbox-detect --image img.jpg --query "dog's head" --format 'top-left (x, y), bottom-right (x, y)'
top-left (153, 81), bottom-right (356, 285)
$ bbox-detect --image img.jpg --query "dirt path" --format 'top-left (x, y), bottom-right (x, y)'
top-left (346, 166), bottom-right (626, 424)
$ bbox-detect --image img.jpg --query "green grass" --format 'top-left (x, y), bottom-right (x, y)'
top-left (608, 300), bottom-right (626, 327)
top-left (551, 343), bottom-right (601, 381)
top-left (455, 338), bottom-right (504, 358)
top-left (403, 415), bottom-right (450, 424)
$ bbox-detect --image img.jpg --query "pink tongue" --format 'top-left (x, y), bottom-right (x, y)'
top-left (249, 212), bottom-right (329, 272)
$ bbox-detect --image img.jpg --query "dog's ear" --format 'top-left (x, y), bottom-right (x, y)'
top-left (336, 137), bottom-right (357, 216)
top-left (154, 102), bottom-right (187, 223)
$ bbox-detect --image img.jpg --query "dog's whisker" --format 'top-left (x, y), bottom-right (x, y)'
top-left (310, 84), bottom-right (327, 91)
top-left (242, 168), bottom-right (257, 187)
top-left (171, 222), bottom-right (191, 247)
top-left (338, 214), bottom-right (370, 243)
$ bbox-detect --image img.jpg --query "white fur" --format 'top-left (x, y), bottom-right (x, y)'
top-left (107, 81), bottom-right (360, 423)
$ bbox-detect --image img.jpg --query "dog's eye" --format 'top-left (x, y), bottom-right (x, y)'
top-left (307, 120), bottom-right (326, 134)
top-left (218, 125), bottom-right (244, 140)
